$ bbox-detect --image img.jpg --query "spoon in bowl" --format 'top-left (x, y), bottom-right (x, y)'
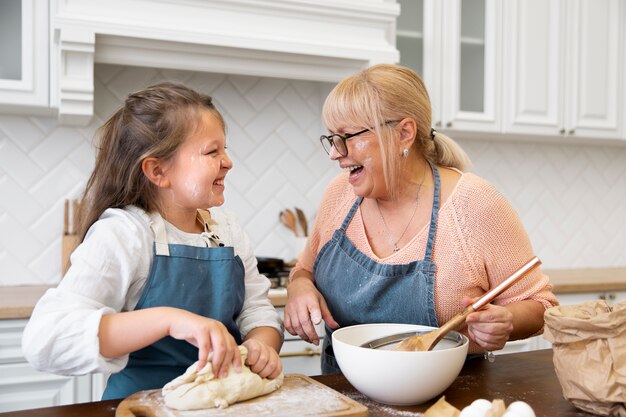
top-left (361, 257), bottom-right (542, 351)
top-left (395, 256), bottom-right (541, 352)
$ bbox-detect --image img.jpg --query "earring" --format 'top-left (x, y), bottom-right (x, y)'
top-left (402, 148), bottom-right (409, 158)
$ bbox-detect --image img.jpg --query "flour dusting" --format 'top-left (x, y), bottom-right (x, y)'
top-left (118, 375), bottom-right (366, 416)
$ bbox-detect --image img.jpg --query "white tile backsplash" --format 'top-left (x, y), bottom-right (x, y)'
top-left (0, 64), bottom-right (625, 285)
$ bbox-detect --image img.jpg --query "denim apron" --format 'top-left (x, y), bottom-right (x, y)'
top-left (102, 210), bottom-right (245, 399)
top-left (314, 163), bottom-right (441, 374)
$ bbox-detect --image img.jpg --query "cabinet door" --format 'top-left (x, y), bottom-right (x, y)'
top-left (0, 319), bottom-right (92, 412)
top-left (0, 0), bottom-right (49, 110)
top-left (564, 0), bottom-right (624, 140)
top-left (503, 0), bottom-right (624, 140)
top-left (397, 0), bottom-right (442, 121)
top-left (396, 0), bottom-right (501, 133)
top-left (280, 339), bottom-right (322, 376)
top-left (0, 363), bottom-right (92, 412)
top-left (277, 307), bottom-right (324, 375)
top-left (557, 292), bottom-right (604, 306)
top-left (439, 0), bottom-right (502, 132)
top-left (503, 0), bottom-right (565, 136)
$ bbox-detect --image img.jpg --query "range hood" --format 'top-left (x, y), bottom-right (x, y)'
top-left (53, 0), bottom-right (399, 125)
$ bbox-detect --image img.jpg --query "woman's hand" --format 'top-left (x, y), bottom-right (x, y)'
top-left (462, 296), bottom-right (514, 351)
top-left (167, 309), bottom-right (241, 378)
top-left (241, 338), bottom-right (282, 379)
top-left (284, 276), bottom-right (339, 345)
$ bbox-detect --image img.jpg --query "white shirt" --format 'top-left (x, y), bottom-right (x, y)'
top-left (22, 206), bottom-right (283, 376)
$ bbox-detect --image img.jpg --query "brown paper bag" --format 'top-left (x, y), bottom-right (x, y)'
top-left (543, 300), bottom-right (626, 416)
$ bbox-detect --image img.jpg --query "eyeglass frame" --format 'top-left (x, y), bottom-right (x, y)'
top-left (319, 120), bottom-right (400, 157)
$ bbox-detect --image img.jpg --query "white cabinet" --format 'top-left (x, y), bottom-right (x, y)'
top-left (557, 290), bottom-right (626, 306)
top-left (397, 0), bottom-right (625, 142)
top-left (397, 0), bottom-right (502, 134)
top-left (496, 336), bottom-right (549, 356)
top-left (0, 318), bottom-right (108, 411)
top-left (0, 319), bottom-right (93, 412)
top-left (503, 0), bottom-right (625, 140)
top-left (0, 0), bottom-right (50, 112)
top-left (276, 307), bottom-right (324, 376)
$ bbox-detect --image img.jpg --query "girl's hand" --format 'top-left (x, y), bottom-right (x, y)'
top-left (242, 339), bottom-right (282, 379)
top-left (284, 277), bottom-right (339, 345)
top-left (462, 296), bottom-right (514, 351)
top-left (167, 309), bottom-right (241, 378)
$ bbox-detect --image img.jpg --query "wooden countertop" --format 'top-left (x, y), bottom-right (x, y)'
top-left (545, 267), bottom-right (626, 293)
top-left (0, 285), bottom-right (289, 319)
top-left (1, 267), bottom-right (625, 319)
top-left (0, 349), bottom-right (595, 417)
top-left (0, 285), bottom-right (52, 319)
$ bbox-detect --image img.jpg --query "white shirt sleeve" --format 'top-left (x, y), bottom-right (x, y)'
top-left (22, 206), bottom-right (283, 376)
top-left (22, 207), bottom-right (153, 375)
top-left (210, 208), bottom-right (284, 339)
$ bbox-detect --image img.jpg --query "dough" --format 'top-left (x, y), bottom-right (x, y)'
top-left (162, 346), bottom-right (284, 410)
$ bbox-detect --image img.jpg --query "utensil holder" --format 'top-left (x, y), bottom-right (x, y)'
top-left (62, 199), bottom-right (80, 275)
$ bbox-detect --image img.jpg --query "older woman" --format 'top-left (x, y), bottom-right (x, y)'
top-left (284, 64), bottom-right (557, 374)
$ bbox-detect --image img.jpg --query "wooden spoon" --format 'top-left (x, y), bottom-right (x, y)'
top-left (396, 256), bottom-right (542, 352)
top-left (294, 207), bottom-right (308, 237)
top-left (279, 209), bottom-right (298, 236)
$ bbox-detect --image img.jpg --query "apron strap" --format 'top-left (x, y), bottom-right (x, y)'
top-left (339, 197), bottom-right (363, 232)
top-left (148, 212), bottom-right (170, 256)
top-left (423, 162), bottom-right (440, 261)
top-left (196, 210), bottom-right (213, 233)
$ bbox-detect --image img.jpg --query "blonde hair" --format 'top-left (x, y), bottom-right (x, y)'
top-left (322, 64), bottom-right (471, 196)
top-left (77, 82), bottom-right (225, 242)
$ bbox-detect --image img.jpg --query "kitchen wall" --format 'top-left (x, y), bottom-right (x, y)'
top-left (1, 64), bottom-right (625, 286)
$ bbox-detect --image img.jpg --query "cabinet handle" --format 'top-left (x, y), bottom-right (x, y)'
top-left (568, 129), bottom-right (575, 135)
top-left (599, 293), bottom-right (616, 301)
top-left (446, 121), bottom-right (453, 128)
top-left (279, 347), bottom-right (322, 358)
top-left (559, 128), bottom-right (566, 135)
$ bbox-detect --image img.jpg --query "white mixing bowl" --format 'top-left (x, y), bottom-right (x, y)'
top-left (332, 323), bottom-right (469, 405)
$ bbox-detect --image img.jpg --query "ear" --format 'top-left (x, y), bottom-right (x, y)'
top-left (142, 157), bottom-right (170, 188)
top-left (397, 118), bottom-right (417, 149)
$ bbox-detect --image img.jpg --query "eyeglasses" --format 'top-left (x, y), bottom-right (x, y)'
top-left (319, 120), bottom-right (400, 157)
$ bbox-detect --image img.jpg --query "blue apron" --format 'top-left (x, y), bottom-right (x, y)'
top-left (314, 163), bottom-right (441, 374)
top-left (102, 210), bottom-right (245, 399)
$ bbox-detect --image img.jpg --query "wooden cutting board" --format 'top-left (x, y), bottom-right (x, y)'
top-left (116, 374), bottom-right (368, 417)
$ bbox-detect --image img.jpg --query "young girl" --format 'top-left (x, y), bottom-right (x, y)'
top-left (22, 83), bottom-right (283, 400)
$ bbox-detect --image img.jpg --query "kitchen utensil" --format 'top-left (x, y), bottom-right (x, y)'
top-left (294, 207), bottom-right (308, 237)
top-left (392, 256), bottom-right (541, 352)
top-left (332, 323), bottom-right (468, 405)
top-left (115, 374), bottom-right (367, 417)
top-left (279, 209), bottom-right (298, 236)
top-left (62, 199), bottom-right (80, 275)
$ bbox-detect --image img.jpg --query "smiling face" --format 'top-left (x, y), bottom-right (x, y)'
top-left (161, 109), bottom-right (232, 212)
top-left (329, 125), bottom-right (387, 199)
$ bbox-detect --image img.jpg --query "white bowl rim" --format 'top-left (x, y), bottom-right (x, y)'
top-left (332, 323), bottom-right (469, 353)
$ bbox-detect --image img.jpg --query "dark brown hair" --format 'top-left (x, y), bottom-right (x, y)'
top-left (77, 82), bottom-right (225, 242)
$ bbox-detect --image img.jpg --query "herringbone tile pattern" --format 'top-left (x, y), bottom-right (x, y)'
top-left (1, 64), bottom-right (625, 285)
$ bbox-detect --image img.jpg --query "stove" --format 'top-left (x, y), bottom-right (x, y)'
top-left (257, 257), bottom-right (291, 289)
